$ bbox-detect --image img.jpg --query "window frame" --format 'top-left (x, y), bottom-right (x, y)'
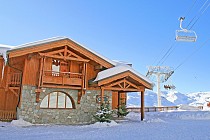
top-left (40, 91), bottom-right (76, 109)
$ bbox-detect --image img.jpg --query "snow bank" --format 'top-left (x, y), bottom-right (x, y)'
top-left (86, 120), bottom-right (119, 128)
top-left (11, 118), bottom-right (33, 127)
top-left (144, 118), bottom-right (165, 123)
top-left (127, 111), bottom-right (210, 122)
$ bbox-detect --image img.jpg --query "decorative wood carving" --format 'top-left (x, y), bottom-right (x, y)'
top-left (77, 91), bottom-right (82, 104)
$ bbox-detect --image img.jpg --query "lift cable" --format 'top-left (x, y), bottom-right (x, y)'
top-left (156, 1), bottom-right (209, 66)
top-left (159, 44), bottom-right (177, 65)
top-left (153, 0), bottom-right (199, 66)
top-left (184, 0), bottom-right (199, 18)
top-left (175, 38), bottom-right (210, 71)
top-left (155, 42), bottom-right (176, 65)
top-left (189, 2), bottom-right (210, 30)
top-left (186, 0), bottom-right (208, 29)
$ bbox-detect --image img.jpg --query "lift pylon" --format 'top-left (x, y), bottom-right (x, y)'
top-left (146, 66), bottom-right (174, 107)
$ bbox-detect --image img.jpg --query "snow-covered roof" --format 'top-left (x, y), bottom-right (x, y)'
top-left (0, 44), bottom-right (15, 49)
top-left (94, 64), bottom-right (153, 86)
top-left (0, 44), bottom-right (15, 61)
top-left (112, 60), bottom-right (132, 66)
top-left (8, 37), bottom-right (116, 66)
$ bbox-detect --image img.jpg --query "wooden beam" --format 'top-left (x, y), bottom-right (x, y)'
top-left (8, 39), bottom-right (113, 69)
top-left (59, 52), bottom-right (63, 57)
top-left (97, 71), bottom-right (152, 89)
top-left (77, 91), bottom-right (82, 104)
top-left (117, 92), bottom-right (120, 117)
top-left (125, 80), bottom-right (139, 89)
top-left (84, 62), bottom-right (87, 90)
top-left (66, 49), bottom-right (83, 59)
top-left (41, 57), bottom-right (46, 86)
top-left (64, 46), bottom-right (67, 58)
top-left (103, 87), bottom-right (139, 92)
top-left (47, 49), bottom-right (64, 55)
top-left (38, 57), bottom-right (44, 88)
top-left (141, 90), bottom-right (145, 121)
top-left (138, 86), bottom-right (145, 92)
top-left (101, 87), bottom-right (104, 104)
top-left (8, 40), bottom-right (67, 58)
top-left (67, 41), bottom-right (113, 68)
top-left (41, 85), bottom-right (82, 89)
top-left (9, 88), bottom-right (19, 97)
top-left (39, 53), bottom-right (89, 62)
top-left (106, 79), bottom-right (125, 88)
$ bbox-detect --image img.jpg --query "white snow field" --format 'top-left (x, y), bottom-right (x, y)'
top-left (0, 111), bottom-right (210, 140)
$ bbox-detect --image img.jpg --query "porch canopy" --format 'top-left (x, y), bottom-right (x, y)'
top-left (93, 64), bottom-right (153, 120)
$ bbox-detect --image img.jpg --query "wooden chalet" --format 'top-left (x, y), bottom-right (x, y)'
top-left (0, 37), bottom-right (153, 124)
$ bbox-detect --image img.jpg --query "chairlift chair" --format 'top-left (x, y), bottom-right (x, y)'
top-left (164, 84), bottom-right (176, 90)
top-left (175, 17), bottom-right (197, 42)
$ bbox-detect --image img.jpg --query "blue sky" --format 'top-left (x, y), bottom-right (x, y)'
top-left (0, 0), bottom-right (209, 94)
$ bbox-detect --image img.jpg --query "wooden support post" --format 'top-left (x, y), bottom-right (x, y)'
top-left (5, 66), bottom-right (10, 91)
top-left (101, 87), bottom-right (104, 104)
top-left (64, 46), bottom-right (67, 60)
top-left (84, 62), bottom-right (87, 90)
top-left (41, 57), bottom-right (46, 86)
top-left (38, 57), bottom-right (44, 88)
top-left (140, 90), bottom-right (145, 121)
top-left (117, 92), bottom-right (120, 117)
top-left (77, 91), bottom-right (82, 104)
top-left (36, 92), bottom-right (40, 103)
top-left (35, 89), bottom-right (42, 103)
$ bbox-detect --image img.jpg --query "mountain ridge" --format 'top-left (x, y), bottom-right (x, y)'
top-left (127, 90), bottom-right (210, 108)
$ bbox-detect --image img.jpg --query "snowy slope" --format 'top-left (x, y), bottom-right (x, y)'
top-left (127, 90), bottom-right (175, 107)
top-left (127, 90), bottom-right (210, 107)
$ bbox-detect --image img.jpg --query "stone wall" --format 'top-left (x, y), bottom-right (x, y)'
top-left (18, 86), bottom-right (112, 125)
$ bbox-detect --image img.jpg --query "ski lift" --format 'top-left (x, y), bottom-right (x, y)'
top-left (175, 17), bottom-right (197, 42)
top-left (164, 84), bottom-right (176, 90)
top-left (164, 77), bottom-right (176, 90)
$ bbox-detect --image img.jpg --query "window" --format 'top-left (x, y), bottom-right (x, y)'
top-left (40, 91), bottom-right (75, 109)
top-left (52, 59), bottom-right (60, 76)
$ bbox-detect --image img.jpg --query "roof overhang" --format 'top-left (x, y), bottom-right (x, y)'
top-left (95, 70), bottom-right (153, 91)
top-left (7, 37), bottom-right (115, 68)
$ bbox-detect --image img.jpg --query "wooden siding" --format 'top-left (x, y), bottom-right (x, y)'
top-left (0, 90), bottom-right (18, 111)
top-left (22, 54), bottom-right (40, 86)
top-left (8, 39), bottom-right (114, 68)
top-left (70, 61), bottom-right (80, 73)
top-left (44, 57), bottom-right (52, 71)
top-left (112, 91), bottom-right (118, 109)
top-left (86, 62), bottom-right (100, 88)
top-left (112, 92), bottom-right (127, 109)
top-left (0, 57), bottom-right (4, 85)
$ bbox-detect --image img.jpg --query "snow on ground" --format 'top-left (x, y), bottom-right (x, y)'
top-left (11, 118), bottom-right (33, 127)
top-left (1, 111), bottom-right (210, 140)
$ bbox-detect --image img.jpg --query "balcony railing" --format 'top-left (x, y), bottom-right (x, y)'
top-left (42, 71), bottom-right (83, 86)
top-left (8, 73), bottom-right (21, 87)
top-left (0, 110), bottom-right (17, 121)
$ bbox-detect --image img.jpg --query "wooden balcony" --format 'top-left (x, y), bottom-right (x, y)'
top-left (42, 71), bottom-right (83, 87)
top-left (8, 73), bottom-right (21, 87)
